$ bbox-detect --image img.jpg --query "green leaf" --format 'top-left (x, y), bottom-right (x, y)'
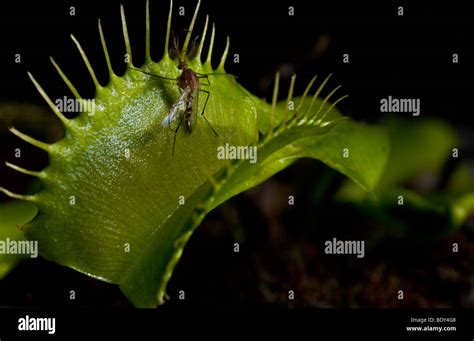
top-left (352, 188), bottom-right (474, 237)
top-left (214, 116), bottom-right (389, 206)
top-left (2, 2), bottom-right (389, 307)
top-left (119, 99), bottom-right (389, 307)
top-left (337, 114), bottom-right (474, 235)
top-left (0, 200), bottom-right (38, 278)
top-left (447, 162), bottom-right (474, 194)
top-left (377, 115), bottom-right (458, 188)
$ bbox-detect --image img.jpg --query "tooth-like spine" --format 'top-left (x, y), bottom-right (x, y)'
top-left (217, 36), bottom-right (230, 72)
top-left (120, 5), bottom-right (133, 66)
top-left (50, 57), bottom-right (82, 100)
top-left (145, 0), bottom-right (151, 61)
top-left (295, 75), bottom-right (317, 117)
top-left (313, 94), bottom-right (348, 125)
top-left (9, 127), bottom-right (50, 152)
top-left (281, 73), bottom-right (296, 128)
top-left (303, 74), bottom-right (332, 122)
top-left (163, 0), bottom-right (173, 60)
top-left (266, 72), bottom-right (280, 140)
top-left (310, 85), bottom-right (343, 124)
top-left (205, 23), bottom-right (215, 67)
top-left (0, 187), bottom-right (37, 202)
top-left (196, 15), bottom-right (209, 62)
top-left (27, 72), bottom-right (71, 127)
top-left (5, 162), bottom-right (43, 178)
top-left (98, 19), bottom-right (114, 77)
top-left (181, 0), bottom-right (201, 60)
top-left (70, 34), bottom-right (101, 88)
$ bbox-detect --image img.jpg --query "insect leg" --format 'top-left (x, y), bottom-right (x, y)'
top-left (129, 67), bottom-right (176, 81)
top-left (172, 112), bottom-right (186, 155)
top-left (198, 89), bottom-right (218, 136)
top-left (197, 74), bottom-right (211, 86)
top-left (197, 72), bottom-right (233, 77)
top-left (197, 72), bottom-right (238, 84)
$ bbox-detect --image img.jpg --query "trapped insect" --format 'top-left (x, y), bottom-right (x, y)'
top-left (131, 34), bottom-right (218, 155)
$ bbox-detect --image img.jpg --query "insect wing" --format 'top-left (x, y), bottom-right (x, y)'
top-left (169, 46), bottom-right (180, 60)
top-left (169, 31), bottom-right (180, 60)
top-left (185, 37), bottom-right (199, 61)
top-left (161, 91), bottom-right (188, 129)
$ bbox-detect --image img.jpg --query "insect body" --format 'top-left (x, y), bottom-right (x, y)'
top-left (162, 87), bottom-right (193, 130)
top-left (162, 61), bottom-right (205, 129)
top-left (131, 35), bottom-right (218, 155)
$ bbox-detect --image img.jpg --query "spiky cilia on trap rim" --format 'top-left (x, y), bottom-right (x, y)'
top-left (0, 0), bottom-right (370, 307)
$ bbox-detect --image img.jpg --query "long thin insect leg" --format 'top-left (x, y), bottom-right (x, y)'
top-left (172, 113), bottom-right (186, 155)
top-left (197, 74), bottom-right (210, 86)
top-left (199, 89), bottom-right (211, 116)
top-left (197, 72), bottom-right (238, 82)
top-left (197, 72), bottom-right (231, 77)
top-left (129, 67), bottom-right (176, 81)
top-left (198, 89), bottom-right (218, 136)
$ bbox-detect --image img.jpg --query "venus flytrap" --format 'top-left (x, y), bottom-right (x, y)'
top-left (0, 0), bottom-right (389, 307)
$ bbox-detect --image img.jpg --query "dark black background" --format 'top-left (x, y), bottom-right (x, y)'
top-left (1, 0), bottom-right (473, 123)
